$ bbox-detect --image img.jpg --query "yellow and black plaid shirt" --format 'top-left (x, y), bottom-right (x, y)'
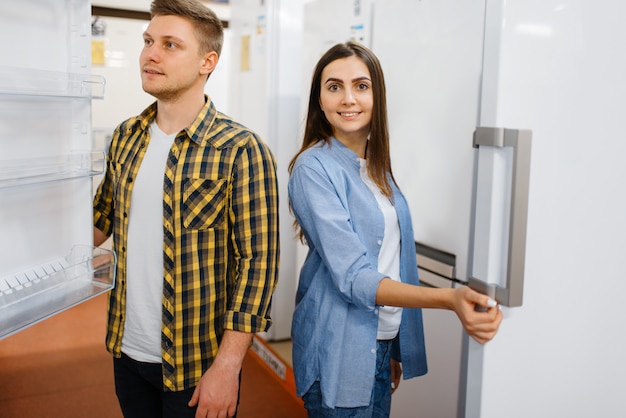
top-left (93, 96), bottom-right (279, 391)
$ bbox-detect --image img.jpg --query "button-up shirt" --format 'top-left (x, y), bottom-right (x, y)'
top-left (288, 137), bottom-right (427, 408)
top-left (93, 96), bottom-right (280, 391)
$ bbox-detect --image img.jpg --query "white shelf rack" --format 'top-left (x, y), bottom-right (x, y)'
top-left (0, 66), bottom-right (105, 99)
top-left (0, 151), bottom-right (105, 190)
top-left (0, 245), bottom-right (116, 340)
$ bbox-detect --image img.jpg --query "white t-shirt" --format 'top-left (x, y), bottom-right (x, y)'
top-left (122, 122), bottom-right (175, 363)
top-left (359, 158), bottom-right (403, 340)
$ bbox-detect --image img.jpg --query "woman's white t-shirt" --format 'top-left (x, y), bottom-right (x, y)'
top-left (359, 158), bottom-right (403, 340)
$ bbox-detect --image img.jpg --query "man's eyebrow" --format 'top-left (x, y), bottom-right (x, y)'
top-left (141, 32), bottom-right (185, 44)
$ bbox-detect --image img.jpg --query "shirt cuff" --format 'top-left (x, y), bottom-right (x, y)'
top-left (223, 311), bottom-right (272, 333)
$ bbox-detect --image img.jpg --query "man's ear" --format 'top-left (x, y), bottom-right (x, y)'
top-left (201, 51), bottom-right (219, 76)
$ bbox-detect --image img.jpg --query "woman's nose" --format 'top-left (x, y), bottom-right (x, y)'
top-left (341, 89), bottom-right (356, 104)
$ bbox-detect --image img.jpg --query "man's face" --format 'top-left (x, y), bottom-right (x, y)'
top-left (140, 14), bottom-right (207, 101)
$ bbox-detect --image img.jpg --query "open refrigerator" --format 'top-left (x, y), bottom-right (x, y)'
top-left (0, 0), bottom-right (115, 340)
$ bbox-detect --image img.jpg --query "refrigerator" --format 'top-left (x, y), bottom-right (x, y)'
top-left (301, 0), bottom-right (626, 417)
top-left (0, 0), bottom-right (115, 340)
top-left (227, 0), bottom-right (313, 341)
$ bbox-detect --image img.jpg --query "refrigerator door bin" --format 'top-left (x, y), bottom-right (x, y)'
top-left (0, 245), bottom-right (116, 340)
top-left (0, 151), bottom-right (105, 190)
top-left (0, 66), bottom-right (105, 99)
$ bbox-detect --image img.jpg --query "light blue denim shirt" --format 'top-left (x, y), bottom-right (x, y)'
top-left (288, 137), bottom-right (427, 409)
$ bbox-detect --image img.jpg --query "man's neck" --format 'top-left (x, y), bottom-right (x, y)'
top-left (154, 92), bottom-right (206, 135)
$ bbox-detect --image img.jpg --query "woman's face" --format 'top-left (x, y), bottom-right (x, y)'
top-left (319, 56), bottom-right (373, 144)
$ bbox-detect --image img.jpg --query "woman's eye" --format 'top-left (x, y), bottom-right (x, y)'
top-left (358, 83), bottom-right (369, 90)
top-left (328, 84), bottom-right (339, 91)
top-left (144, 39), bottom-right (153, 46)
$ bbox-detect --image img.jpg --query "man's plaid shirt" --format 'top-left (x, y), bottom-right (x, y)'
top-left (93, 97), bottom-right (280, 391)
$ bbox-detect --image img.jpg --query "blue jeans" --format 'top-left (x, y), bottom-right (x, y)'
top-left (113, 353), bottom-right (240, 418)
top-left (302, 340), bottom-right (393, 418)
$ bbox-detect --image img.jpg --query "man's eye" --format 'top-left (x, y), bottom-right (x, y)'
top-left (166, 42), bottom-right (177, 49)
top-left (144, 39), bottom-right (153, 46)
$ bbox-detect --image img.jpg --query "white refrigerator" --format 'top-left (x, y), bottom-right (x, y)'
top-left (303, 0), bottom-right (626, 417)
top-left (0, 0), bottom-right (114, 340)
top-left (227, 0), bottom-right (315, 341)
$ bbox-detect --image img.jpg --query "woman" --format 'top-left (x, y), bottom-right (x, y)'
top-left (288, 41), bottom-right (503, 417)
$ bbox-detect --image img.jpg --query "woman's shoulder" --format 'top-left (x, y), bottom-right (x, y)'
top-left (293, 141), bottom-right (339, 169)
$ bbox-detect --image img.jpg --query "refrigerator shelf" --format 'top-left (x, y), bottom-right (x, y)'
top-left (0, 245), bottom-right (116, 340)
top-left (0, 66), bottom-right (105, 99)
top-left (0, 151), bottom-right (105, 189)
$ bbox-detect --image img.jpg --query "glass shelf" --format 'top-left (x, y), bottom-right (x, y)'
top-left (0, 66), bottom-right (105, 99)
top-left (0, 151), bottom-right (105, 189)
top-left (0, 245), bottom-right (116, 340)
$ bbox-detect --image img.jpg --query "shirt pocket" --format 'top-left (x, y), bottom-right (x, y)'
top-left (182, 178), bottom-right (227, 230)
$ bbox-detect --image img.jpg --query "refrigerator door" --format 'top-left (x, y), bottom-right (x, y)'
top-left (465, 1), bottom-right (626, 417)
top-left (0, 0), bottom-right (114, 339)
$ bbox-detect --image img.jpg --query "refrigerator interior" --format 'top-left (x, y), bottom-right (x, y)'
top-left (0, 0), bottom-right (114, 340)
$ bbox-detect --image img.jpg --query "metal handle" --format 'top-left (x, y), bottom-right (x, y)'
top-left (468, 127), bottom-right (532, 307)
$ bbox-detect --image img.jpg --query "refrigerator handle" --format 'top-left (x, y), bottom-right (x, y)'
top-left (468, 127), bottom-right (532, 307)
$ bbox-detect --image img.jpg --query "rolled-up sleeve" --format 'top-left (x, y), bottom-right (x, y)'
top-left (288, 158), bottom-right (384, 311)
top-left (223, 135), bottom-right (280, 333)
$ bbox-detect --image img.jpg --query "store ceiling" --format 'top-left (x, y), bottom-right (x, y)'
top-left (91, 0), bottom-right (230, 21)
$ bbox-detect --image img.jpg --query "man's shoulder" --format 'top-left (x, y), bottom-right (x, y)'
top-left (112, 104), bottom-right (155, 139)
top-left (207, 112), bottom-right (266, 150)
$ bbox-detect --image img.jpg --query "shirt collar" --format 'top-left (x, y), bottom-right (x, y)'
top-left (132, 95), bottom-right (217, 146)
top-left (330, 136), bottom-right (362, 169)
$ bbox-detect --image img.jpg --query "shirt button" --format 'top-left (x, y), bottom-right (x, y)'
top-left (371, 348), bottom-right (376, 354)
top-left (377, 240), bottom-right (382, 245)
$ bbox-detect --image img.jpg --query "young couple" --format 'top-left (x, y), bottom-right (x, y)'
top-left (93, 1), bottom-right (502, 417)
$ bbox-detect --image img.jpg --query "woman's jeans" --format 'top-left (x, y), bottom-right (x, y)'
top-left (302, 340), bottom-right (393, 418)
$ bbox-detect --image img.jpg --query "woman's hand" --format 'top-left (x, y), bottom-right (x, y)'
top-left (451, 286), bottom-right (503, 344)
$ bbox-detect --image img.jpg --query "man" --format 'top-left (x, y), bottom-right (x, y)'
top-left (92, 1), bottom-right (280, 417)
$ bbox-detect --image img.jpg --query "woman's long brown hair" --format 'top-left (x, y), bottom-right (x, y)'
top-left (288, 41), bottom-right (397, 196)
top-left (289, 42), bottom-right (397, 241)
